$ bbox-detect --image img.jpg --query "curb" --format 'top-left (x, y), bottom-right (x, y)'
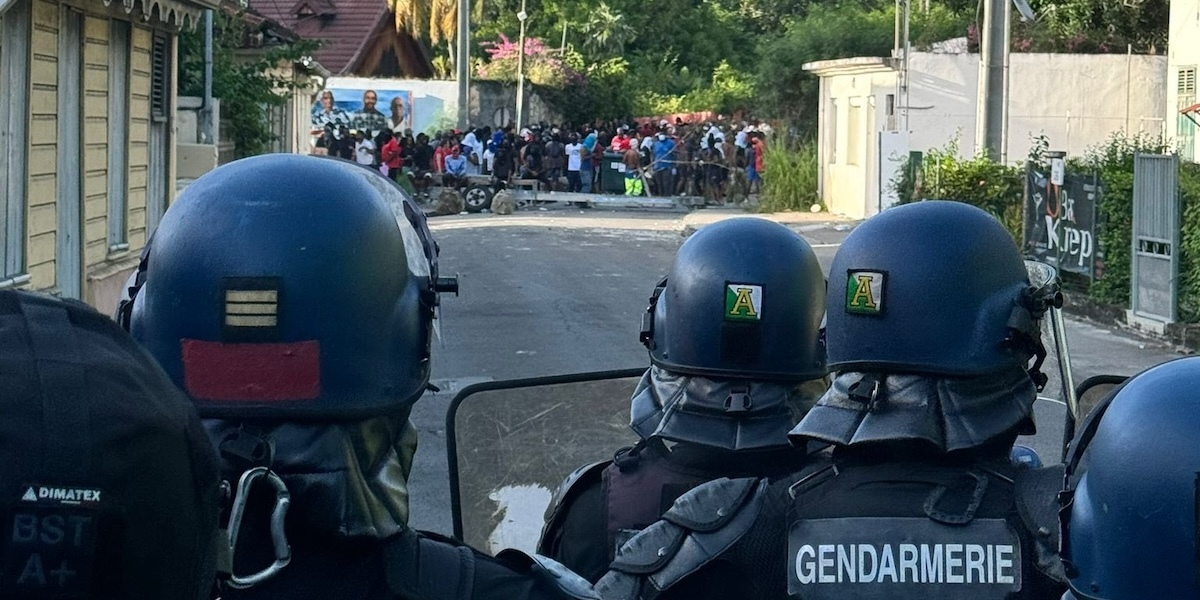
top-left (1061, 292), bottom-right (1194, 354)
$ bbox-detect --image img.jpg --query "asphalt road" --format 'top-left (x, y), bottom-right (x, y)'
top-left (406, 207), bottom-right (1183, 537)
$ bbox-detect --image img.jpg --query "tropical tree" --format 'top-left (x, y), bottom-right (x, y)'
top-left (579, 3), bottom-right (635, 60)
top-left (387, 0), bottom-right (472, 66)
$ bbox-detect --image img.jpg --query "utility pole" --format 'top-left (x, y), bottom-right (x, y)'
top-left (456, 0), bottom-right (470, 129)
top-left (201, 9), bottom-right (214, 144)
top-left (901, 0), bottom-right (910, 130)
top-left (976, 0), bottom-right (1010, 161)
top-left (515, 0), bottom-right (528, 129)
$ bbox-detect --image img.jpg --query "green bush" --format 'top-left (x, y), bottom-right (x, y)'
top-left (1179, 163), bottom-right (1200, 321)
top-left (893, 137), bottom-right (1024, 238)
top-left (1070, 132), bottom-right (1173, 307)
top-left (757, 139), bottom-right (819, 213)
top-left (892, 131), bottom-right (1200, 323)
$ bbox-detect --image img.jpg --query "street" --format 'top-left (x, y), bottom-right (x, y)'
top-left (406, 207), bottom-right (1183, 537)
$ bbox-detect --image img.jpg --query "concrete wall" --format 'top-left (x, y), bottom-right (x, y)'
top-left (814, 51), bottom-right (1167, 219)
top-left (1169, 0), bottom-right (1200, 161)
top-left (2, 0), bottom-right (182, 313)
top-left (176, 95), bottom-right (224, 178)
top-left (905, 52), bottom-right (1166, 159)
top-left (471, 80), bottom-right (563, 128)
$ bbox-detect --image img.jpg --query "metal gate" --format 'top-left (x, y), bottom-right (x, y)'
top-left (1131, 153), bottom-right (1180, 323)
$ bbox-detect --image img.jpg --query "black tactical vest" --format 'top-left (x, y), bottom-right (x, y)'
top-left (602, 441), bottom-right (718, 557)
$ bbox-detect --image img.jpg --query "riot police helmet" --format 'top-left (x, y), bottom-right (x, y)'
top-left (630, 218), bottom-right (827, 451)
top-left (1059, 357), bottom-right (1200, 599)
top-left (0, 290), bottom-right (220, 599)
top-left (640, 217), bottom-right (826, 381)
top-left (792, 201), bottom-right (1052, 451)
top-left (124, 153), bottom-right (450, 421)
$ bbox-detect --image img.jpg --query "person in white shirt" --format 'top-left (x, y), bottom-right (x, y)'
top-left (483, 143), bottom-right (496, 176)
top-left (354, 130), bottom-right (377, 166)
top-left (565, 134), bottom-right (583, 193)
top-left (462, 131), bottom-right (483, 176)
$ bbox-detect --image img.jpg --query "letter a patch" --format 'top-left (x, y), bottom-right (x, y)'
top-left (725, 283), bottom-right (763, 322)
top-left (846, 271), bottom-right (885, 315)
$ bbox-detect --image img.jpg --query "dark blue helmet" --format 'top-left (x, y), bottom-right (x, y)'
top-left (826, 201), bottom-right (1039, 376)
top-left (639, 218), bottom-right (826, 381)
top-left (1059, 357), bottom-right (1200, 599)
top-left (124, 154), bottom-right (454, 421)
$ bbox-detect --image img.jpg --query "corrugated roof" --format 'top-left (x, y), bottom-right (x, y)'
top-left (247, 0), bottom-right (411, 74)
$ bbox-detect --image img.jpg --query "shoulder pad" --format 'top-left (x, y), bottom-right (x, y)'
top-left (544, 460), bottom-right (611, 523)
top-left (538, 460), bottom-right (611, 555)
top-left (593, 570), bottom-right (642, 600)
top-left (494, 549), bottom-right (600, 600)
top-left (608, 519), bottom-right (687, 574)
top-left (662, 476), bottom-right (760, 532)
top-left (1014, 464), bottom-right (1068, 584)
top-left (606, 478), bottom-right (768, 592)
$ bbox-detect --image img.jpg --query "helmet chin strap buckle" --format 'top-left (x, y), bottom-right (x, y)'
top-left (849, 375), bottom-right (884, 413)
top-left (724, 384), bottom-right (752, 413)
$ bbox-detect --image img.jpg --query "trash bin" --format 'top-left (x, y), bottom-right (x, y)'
top-left (600, 152), bottom-right (627, 194)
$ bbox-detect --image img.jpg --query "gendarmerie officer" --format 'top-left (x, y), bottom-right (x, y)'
top-left (539, 218), bottom-right (829, 584)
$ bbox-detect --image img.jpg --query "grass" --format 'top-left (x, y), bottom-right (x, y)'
top-left (757, 139), bottom-right (821, 213)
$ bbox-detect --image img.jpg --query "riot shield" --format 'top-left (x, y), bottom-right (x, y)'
top-left (447, 368), bottom-right (645, 556)
top-left (1075, 375), bottom-right (1128, 424)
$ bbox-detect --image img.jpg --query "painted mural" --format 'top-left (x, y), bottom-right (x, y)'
top-left (312, 78), bottom-right (451, 138)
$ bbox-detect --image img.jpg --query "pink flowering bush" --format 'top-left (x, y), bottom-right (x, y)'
top-left (475, 34), bottom-right (584, 87)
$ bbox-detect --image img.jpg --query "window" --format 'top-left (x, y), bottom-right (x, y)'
top-left (1178, 67), bottom-right (1197, 162)
top-left (885, 94), bottom-right (896, 131)
top-left (107, 20), bottom-right (131, 250)
top-left (150, 33), bottom-right (170, 122)
top-left (1179, 67), bottom-right (1196, 96)
top-left (847, 99), bottom-right (862, 166)
top-left (0, 0), bottom-right (30, 281)
top-left (827, 98), bottom-right (837, 164)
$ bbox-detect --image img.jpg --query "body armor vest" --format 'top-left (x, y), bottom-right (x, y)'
top-left (601, 441), bottom-right (718, 558)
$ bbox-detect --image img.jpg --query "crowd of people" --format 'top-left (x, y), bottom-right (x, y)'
top-left (313, 104), bottom-right (773, 203)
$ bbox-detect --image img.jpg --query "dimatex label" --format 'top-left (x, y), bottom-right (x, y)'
top-left (19, 485), bottom-right (102, 508)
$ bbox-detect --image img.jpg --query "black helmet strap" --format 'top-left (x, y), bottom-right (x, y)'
top-left (639, 276), bottom-right (668, 350)
top-left (1003, 284), bottom-right (1064, 392)
top-left (115, 230), bottom-right (155, 332)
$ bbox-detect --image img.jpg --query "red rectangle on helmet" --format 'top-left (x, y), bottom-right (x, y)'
top-left (181, 339), bottom-right (321, 401)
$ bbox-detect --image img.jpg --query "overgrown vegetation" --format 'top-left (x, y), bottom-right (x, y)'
top-left (455, 0), bottom-right (1167, 127)
top-left (178, 11), bottom-right (320, 158)
top-left (892, 131), bottom-right (1200, 323)
top-left (757, 140), bottom-right (819, 213)
top-left (895, 135), bottom-right (1025, 238)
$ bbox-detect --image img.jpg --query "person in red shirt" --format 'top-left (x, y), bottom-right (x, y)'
top-left (753, 133), bottom-right (766, 187)
top-left (433, 138), bottom-right (449, 174)
top-left (380, 131), bottom-right (405, 185)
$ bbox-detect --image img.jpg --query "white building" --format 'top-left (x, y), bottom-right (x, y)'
top-left (806, 51), bottom-right (1167, 219)
top-left (1169, 0), bottom-right (1200, 161)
